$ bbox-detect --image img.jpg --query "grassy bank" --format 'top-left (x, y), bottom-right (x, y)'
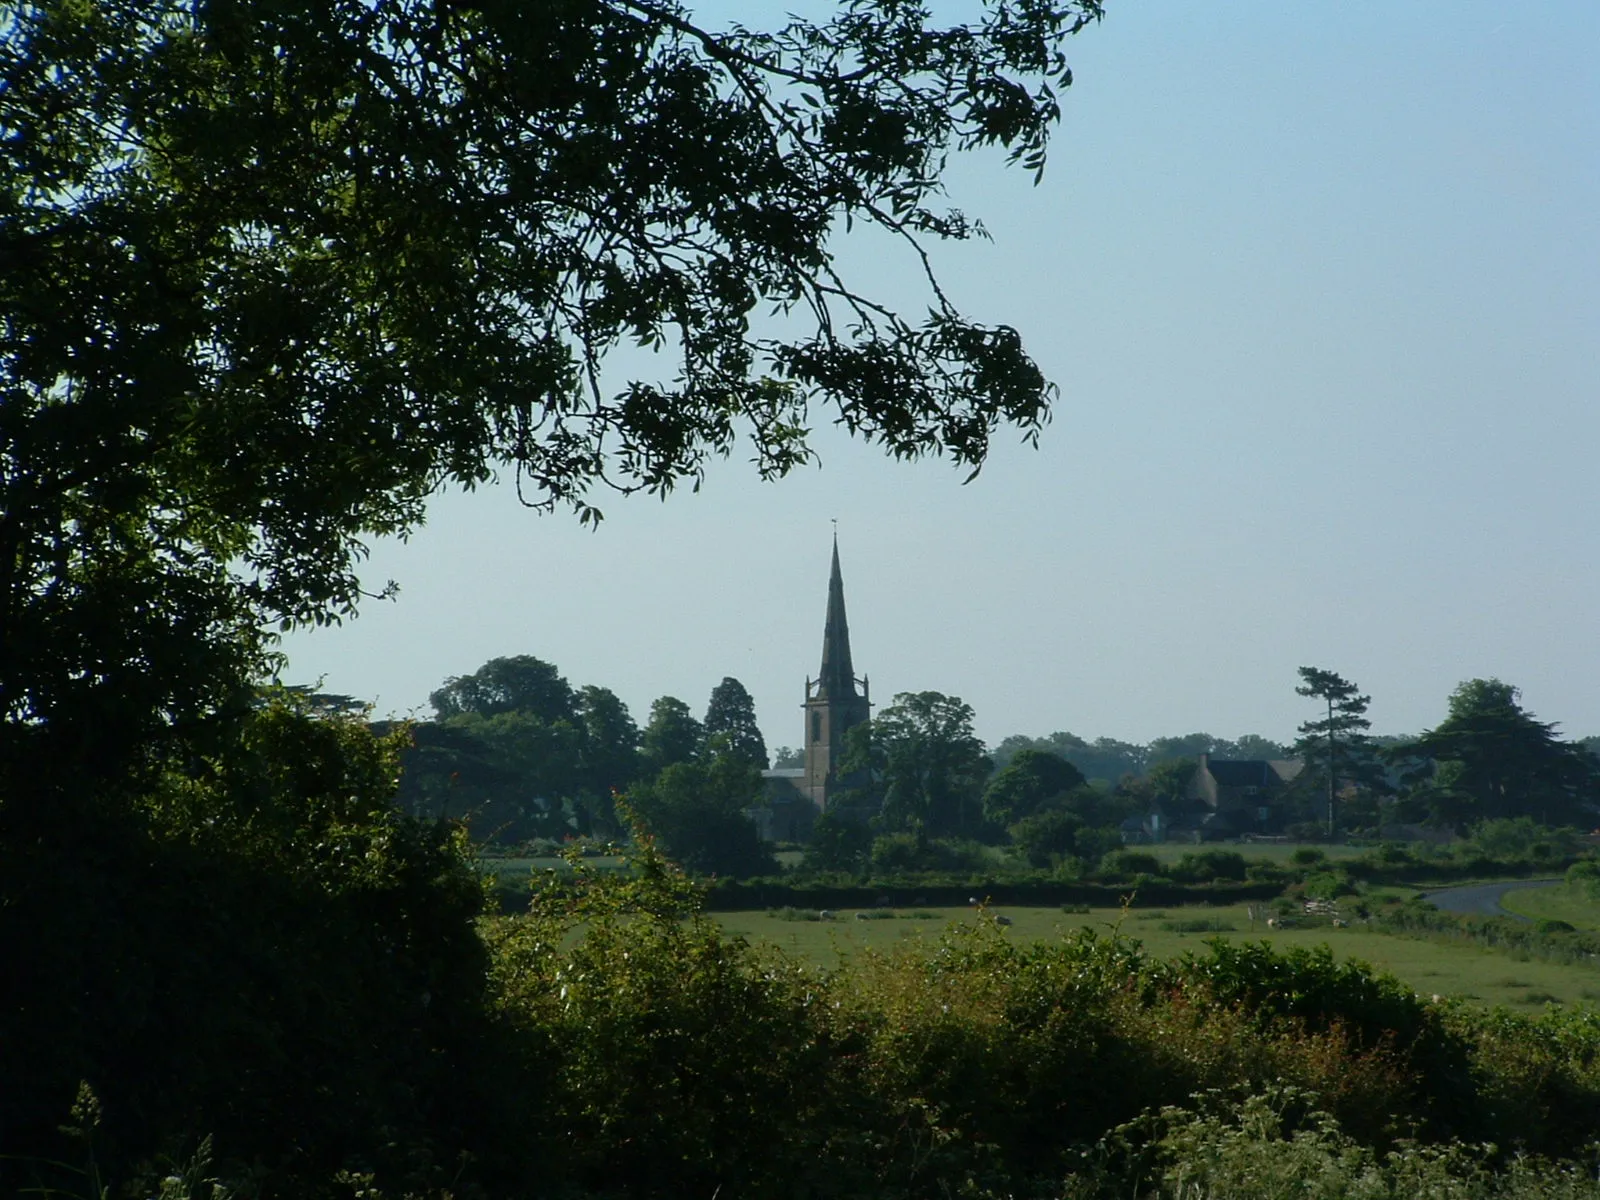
top-left (1502, 881), bottom-right (1600, 928)
top-left (713, 903), bottom-right (1600, 1010)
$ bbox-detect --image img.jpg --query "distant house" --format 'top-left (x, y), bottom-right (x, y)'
top-left (1125, 755), bottom-right (1303, 843)
top-left (1181, 754), bottom-right (1303, 839)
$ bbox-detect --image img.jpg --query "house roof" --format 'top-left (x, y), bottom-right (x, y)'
top-left (1205, 759), bottom-right (1287, 788)
top-left (1268, 759), bottom-right (1304, 783)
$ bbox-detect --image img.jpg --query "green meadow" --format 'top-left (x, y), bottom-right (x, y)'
top-left (713, 902), bottom-right (1600, 1010)
top-left (1503, 882), bottom-right (1600, 928)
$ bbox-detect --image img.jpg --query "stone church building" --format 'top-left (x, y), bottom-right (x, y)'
top-left (751, 537), bottom-right (872, 840)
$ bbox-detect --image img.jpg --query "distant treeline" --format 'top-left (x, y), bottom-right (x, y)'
top-left (987, 730), bottom-right (1292, 780)
top-left (364, 655), bottom-right (772, 854)
top-left (318, 657), bottom-right (1600, 882)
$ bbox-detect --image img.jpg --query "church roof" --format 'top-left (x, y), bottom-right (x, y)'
top-left (814, 537), bottom-right (859, 700)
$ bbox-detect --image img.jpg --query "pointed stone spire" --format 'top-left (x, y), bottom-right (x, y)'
top-left (816, 534), bottom-right (858, 700)
top-left (802, 531), bottom-right (872, 812)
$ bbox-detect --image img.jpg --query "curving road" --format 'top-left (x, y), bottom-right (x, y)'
top-left (1423, 878), bottom-right (1561, 920)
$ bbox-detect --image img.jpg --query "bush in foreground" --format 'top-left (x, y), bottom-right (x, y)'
top-left (17, 769), bottom-right (1600, 1197)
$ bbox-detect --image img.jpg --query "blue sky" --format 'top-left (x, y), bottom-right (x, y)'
top-left (280, 1), bottom-right (1600, 751)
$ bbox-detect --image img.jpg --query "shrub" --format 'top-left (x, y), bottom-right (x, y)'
top-left (869, 833), bottom-right (992, 875)
top-left (1010, 807), bottom-right (1084, 866)
top-left (1171, 850), bottom-right (1249, 884)
top-left (1085, 1086), bottom-right (1600, 1200)
top-left (2, 703), bottom-right (499, 1197)
top-left (1566, 858), bottom-right (1600, 898)
top-left (802, 810), bottom-right (873, 873)
top-left (1246, 862), bottom-right (1289, 884)
top-left (1303, 870), bottom-right (1355, 901)
top-left (1104, 850), bottom-right (1163, 879)
top-left (1372, 842), bottom-right (1415, 865)
top-left (1471, 817), bottom-right (1576, 862)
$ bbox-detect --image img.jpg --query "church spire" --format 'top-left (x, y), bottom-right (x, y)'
top-left (816, 534), bottom-right (858, 700)
top-left (802, 532), bottom-right (871, 812)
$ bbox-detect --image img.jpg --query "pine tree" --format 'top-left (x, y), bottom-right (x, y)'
top-left (703, 677), bottom-right (769, 769)
top-left (1292, 667), bottom-right (1384, 836)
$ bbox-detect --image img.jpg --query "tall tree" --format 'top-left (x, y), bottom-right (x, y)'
top-left (463, 709), bottom-right (586, 836)
top-left (400, 656), bottom-right (589, 839)
top-left (389, 720), bottom-right (509, 825)
top-left (577, 685), bottom-right (641, 799)
top-left (981, 750), bottom-right (1086, 828)
top-left (703, 677), bottom-right (768, 769)
top-left (868, 692), bottom-right (991, 838)
top-left (429, 656), bottom-right (577, 723)
top-left (1390, 679), bottom-right (1598, 830)
top-left (397, 674), bottom-right (634, 840)
top-left (625, 749), bottom-right (774, 878)
top-left (1292, 667), bottom-right (1383, 836)
top-left (641, 696), bottom-right (703, 775)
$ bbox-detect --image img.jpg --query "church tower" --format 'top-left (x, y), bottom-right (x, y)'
top-left (802, 537), bottom-right (871, 811)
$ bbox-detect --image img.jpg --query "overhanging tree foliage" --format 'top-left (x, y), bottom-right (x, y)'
top-left (1, 1), bottom-right (1105, 1188)
top-left (2, 0), bottom-right (1100, 801)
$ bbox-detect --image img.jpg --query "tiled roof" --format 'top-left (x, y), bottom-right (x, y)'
top-left (1205, 759), bottom-right (1277, 787)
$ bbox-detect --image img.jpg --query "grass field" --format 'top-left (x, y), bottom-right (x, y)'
top-left (1502, 882), bottom-right (1600, 928)
top-left (713, 903), bottom-right (1600, 1010)
top-left (484, 841), bottom-right (1366, 878)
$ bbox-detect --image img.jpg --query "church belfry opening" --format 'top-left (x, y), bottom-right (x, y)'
top-left (802, 536), bottom-right (871, 810)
